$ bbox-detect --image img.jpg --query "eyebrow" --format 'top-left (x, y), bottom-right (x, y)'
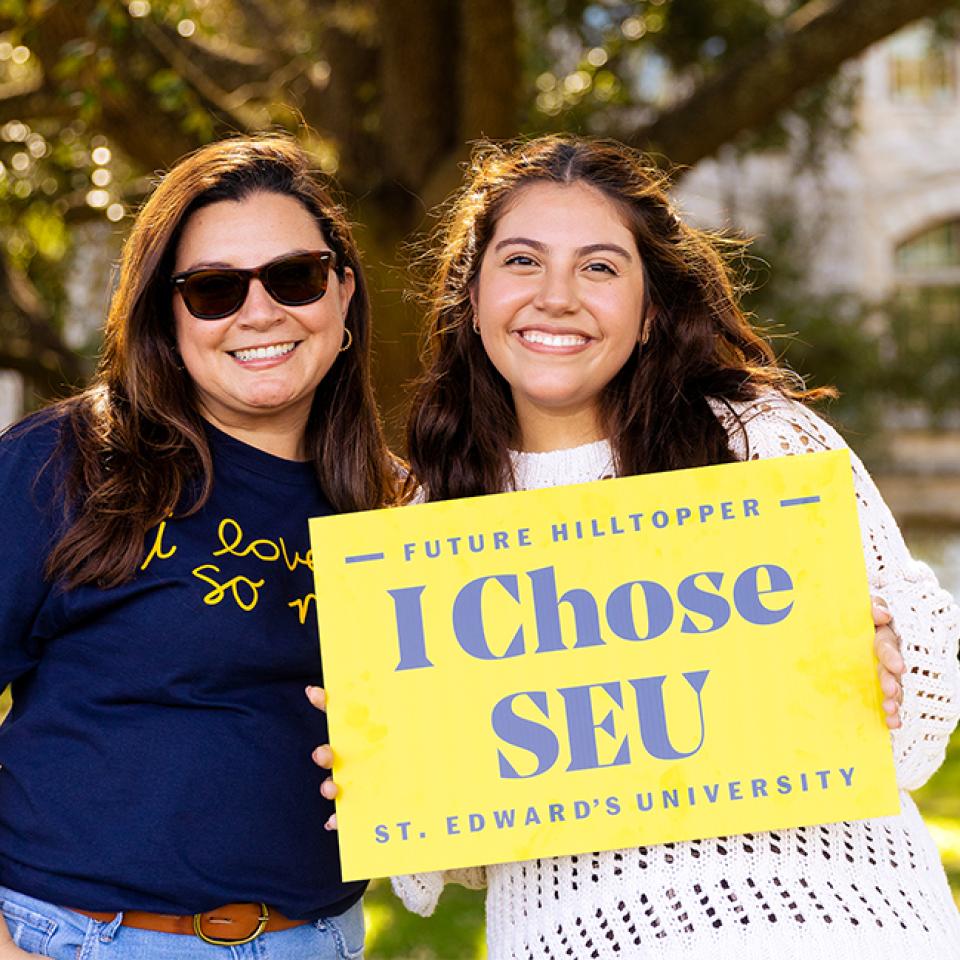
top-left (494, 237), bottom-right (634, 261)
top-left (178, 247), bottom-right (323, 273)
top-left (181, 260), bottom-right (233, 271)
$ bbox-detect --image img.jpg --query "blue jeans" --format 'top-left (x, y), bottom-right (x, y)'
top-left (0, 886), bottom-right (364, 960)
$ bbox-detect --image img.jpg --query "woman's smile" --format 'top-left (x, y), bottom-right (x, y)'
top-left (514, 327), bottom-right (593, 352)
top-left (228, 339), bottom-right (302, 365)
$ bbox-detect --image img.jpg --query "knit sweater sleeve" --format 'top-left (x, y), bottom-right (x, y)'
top-left (712, 393), bottom-right (960, 790)
top-left (391, 867), bottom-right (486, 917)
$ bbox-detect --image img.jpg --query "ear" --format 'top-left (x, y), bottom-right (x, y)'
top-left (468, 278), bottom-right (479, 315)
top-left (339, 266), bottom-right (356, 321)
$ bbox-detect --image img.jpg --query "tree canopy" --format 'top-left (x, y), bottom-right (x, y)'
top-left (0, 0), bottom-right (954, 413)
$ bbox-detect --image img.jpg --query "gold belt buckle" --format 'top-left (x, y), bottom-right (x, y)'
top-left (192, 903), bottom-right (270, 946)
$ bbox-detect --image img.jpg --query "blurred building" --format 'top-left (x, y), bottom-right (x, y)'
top-left (677, 20), bottom-right (960, 373)
top-left (0, 370), bottom-right (22, 425)
top-left (677, 20), bottom-right (960, 520)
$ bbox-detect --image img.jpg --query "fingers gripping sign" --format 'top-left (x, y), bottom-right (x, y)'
top-left (872, 597), bottom-right (905, 730)
top-left (306, 685), bottom-right (339, 830)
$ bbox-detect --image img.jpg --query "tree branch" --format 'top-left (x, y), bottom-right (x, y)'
top-left (0, 256), bottom-right (87, 391)
top-left (147, 21), bottom-right (280, 93)
top-left (0, 79), bottom-right (74, 124)
top-left (231, 0), bottom-right (305, 58)
top-left (17, 2), bottom-right (204, 169)
top-left (630, 0), bottom-right (956, 166)
top-left (137, 18), bottom-right (259, 127)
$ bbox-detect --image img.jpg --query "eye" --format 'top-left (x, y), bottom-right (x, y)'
top-left (503, 253), bottom-right (539, 268)
top-left (584, 261), bottom-right (618, 276)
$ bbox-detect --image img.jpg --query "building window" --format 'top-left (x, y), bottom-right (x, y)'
top-left (896, 220), bottom-right (960, 273)
top-left (892, 220), bottom-right (960, 401)
top-left (888, 23), bottom-right (957, 104)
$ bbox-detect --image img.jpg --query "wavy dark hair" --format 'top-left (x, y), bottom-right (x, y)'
top-left (407, 135), bottom-right (829, 500)
top-left (42, 134), bottom-right (396, 588)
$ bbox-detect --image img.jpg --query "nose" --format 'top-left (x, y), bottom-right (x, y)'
top-left (533, 265), bottom-right (579, 316)
top-left (235, 278), bottom-right (284, 328)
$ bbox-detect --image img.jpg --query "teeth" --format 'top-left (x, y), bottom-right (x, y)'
top-left (232, 341), bottom-right (297, 362)
top-left (520, 330), bottom-right (588, 347)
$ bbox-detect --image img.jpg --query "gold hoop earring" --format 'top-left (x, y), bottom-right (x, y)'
top-left (471, 317), bottom-right (480, 335)
top-left (339, 327), bottom-right (353, 353)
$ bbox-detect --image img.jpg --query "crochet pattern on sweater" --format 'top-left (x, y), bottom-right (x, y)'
top-left (391, 395), bottom-right (960, 959)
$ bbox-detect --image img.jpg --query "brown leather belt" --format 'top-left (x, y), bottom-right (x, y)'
top-left (71, 902), bottom-right (309, 946)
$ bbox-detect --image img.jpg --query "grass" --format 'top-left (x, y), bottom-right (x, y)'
top-left (364, 881), bottom-right (486, 960)
top-left (915, 735), bottom-right (960, 904)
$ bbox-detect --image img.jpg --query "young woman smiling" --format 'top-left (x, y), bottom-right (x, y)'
top-left (383, 136), bottom-right (960, 958)
top-left (0, 135), bottom-right (395, 960)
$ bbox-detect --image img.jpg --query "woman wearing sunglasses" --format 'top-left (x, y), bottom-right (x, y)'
top-left (0, 135), bottom-right (394, 959)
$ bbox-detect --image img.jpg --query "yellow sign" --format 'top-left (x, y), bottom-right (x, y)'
top-left (309, 450), bottom-right (899, 881)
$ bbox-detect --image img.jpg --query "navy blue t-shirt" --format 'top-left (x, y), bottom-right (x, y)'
top-left (0, 413), bottom-right (365, 918)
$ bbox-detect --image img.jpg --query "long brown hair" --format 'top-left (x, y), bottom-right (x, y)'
top-left (41, 134), bottom-right (395, 588)
top-left (407, 136), bottom-right (828, 500)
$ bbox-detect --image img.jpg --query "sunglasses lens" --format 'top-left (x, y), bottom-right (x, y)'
top-left (175, 253), bottom-right (333, 319)
top-left (263, 253), bottom-right (330, 305)
top-left (181, 272), bottom-right (247, 319)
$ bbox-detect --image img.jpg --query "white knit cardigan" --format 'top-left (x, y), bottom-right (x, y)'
top-left (391, 395), bottom-right (960, 959)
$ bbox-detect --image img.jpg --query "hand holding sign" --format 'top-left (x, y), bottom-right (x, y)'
top-left (305, 684), bottom-right (340, 831)
top-left (872, 599), bottom-right (905, 728)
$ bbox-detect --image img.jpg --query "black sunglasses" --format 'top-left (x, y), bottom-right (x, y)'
top-left (172, 250), bottom-right (337, 320)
